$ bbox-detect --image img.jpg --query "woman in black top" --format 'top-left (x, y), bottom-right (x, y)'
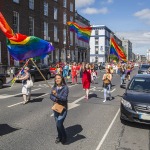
top-left (50, 74), bottom-right (69, 144)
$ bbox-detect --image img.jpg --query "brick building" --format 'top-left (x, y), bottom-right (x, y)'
top-left (0, 0), bottom-right (75, 66)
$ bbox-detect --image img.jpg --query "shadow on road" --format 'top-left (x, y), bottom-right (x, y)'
top-left (121, 120), bottom-right (150, 130)
top-left (0, 124), bottom-right (20, 136)
top-left (29, 98), bottom-right (44, 103)
top-left (65, 124), bottom-right (86, 145)
top-left (89, 93), bottom-right (97, 99)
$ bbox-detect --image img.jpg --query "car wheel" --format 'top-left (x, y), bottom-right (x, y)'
top-left (31, 76), bottom-right (35, 82)
top-left (47, 73), bottom-right (51, 80)
top-left (0, 80), bottom-right (3, 89)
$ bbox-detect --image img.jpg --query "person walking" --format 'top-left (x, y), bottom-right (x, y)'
top-left (91, 69), bottom-right (97, 84)
top-left (120, 64), bottom-right (126, 86)
top-left (56, 64), bottom-right (62, 75)
top-left (102, 68), bottom-right (112, 102)
top-left (50, 74), bottom-right (69, 144)
top-left (82, 64), bottom-right (91, 100)
top-left (17, 66), bottom-right (31, 104)
top-left (62, 62), bottom-right (69, 83)
top-left (71, 62), bottom-right (78, 84)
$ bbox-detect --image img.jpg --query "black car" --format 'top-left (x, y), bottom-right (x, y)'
top-left (29, 64), bottom-right (51, 82)
top-left (0, 74), bottom-right (6, 89)
top-left (138, 64), bottom-right (150, 74)
top-left (120, 74), bottom-right (150, 124)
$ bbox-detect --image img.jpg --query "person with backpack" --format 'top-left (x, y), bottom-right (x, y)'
top-left (102, 68), bottom-right (112, 102)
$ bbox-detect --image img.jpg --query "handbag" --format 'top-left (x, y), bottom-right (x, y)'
top-left (52, 103), bottom-right (65, 113)
top-left (26, 76), bottom-right (33, 88)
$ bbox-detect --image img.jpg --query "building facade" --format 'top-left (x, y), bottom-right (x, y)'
top-left (147, 49), bottom-right (150, 62)
top-left (0, 0), bottom-right (75, 66)
top-left (90, 25), bottom-right (114, 63)
top-left (121, 38), bottom-right (132, 61)
top-left (75, 11), bottom-right (90, 63)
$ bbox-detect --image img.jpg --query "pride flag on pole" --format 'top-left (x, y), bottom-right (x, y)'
top-left (110, 37), bottom-right (127, 62)
top-left (0, 12), bottom-right (54, 61)
top-left (67, 21), bottom-right (92, 43)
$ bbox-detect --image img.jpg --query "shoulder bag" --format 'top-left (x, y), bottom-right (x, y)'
top-left (52, 103), bottom-right (65, 113)
top-left (27, 76), bottom-right (33, 88)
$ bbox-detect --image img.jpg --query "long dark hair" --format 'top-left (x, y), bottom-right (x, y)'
top-left (54, 74), bottom-right (66, 87)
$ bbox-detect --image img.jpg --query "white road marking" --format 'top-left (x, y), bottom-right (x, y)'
top-left (111, 88), bottom-right (116, 93)
top-left (0, 88), bottom-right (41, 99)
top-left (8, 93), bottom-right (49, 108)
top-left (95, 108), bottom-right (120, 150)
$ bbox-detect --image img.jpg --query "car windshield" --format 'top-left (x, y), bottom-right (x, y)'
top-left (141, 65), bottom-right (150, 69)
top-left (128, 78), bottom-right (150, 92)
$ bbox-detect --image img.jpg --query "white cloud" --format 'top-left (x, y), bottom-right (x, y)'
top-left (75, 0), bottom-right (95, 8)
top-left (116, 31), bottom-right (150, 54)
top-left (81, 7), bottom-right (108, 15)
top-left (134, 9), bottom-right (150, 25)
top-left (101, 0), bottom-right (113, 5)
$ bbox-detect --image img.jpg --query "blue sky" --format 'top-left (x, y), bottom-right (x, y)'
top-left (76, 0), bottom-right (150, 55)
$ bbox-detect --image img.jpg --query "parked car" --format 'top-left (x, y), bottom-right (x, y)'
top-left (0, 74), bottom-right (6, 89)
top-left (29, 64), bottom-right (51, 82)
top-left (138, 64), bottom-right (150, 74)
top-left (120, 74), bottom-right (150, 124)
top-left (49, 64), bottom-right (57, 77)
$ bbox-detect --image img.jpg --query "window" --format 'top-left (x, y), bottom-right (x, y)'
top-left (29, 0), bottom-right (34, 10)
top-left (54, 7), bottom-right (58, 20)
top-left (13, 0), bottom-right (19, 3)
top-left (95, 30), bottom-right (98, 35)
top-left (63, 0), bottom-right (67, 8)
top-left (0, 42), bottom-right (1, 63)
top-left (95, 46), bottom-right (99, 54)
top-left (70, 32), bottom-right (73, 45)
top-left (29, 16), bottom-right (34, 36)
top-left (63, 12), bottom-right (67, 24)
top-left (63, 29), bottom-right (66, 44)
top-left (44, 2), bottom-right (48, 16)
top-left (95, 37), bottom-right (99, 45)
top-left (13, 11), bottom-right (19, 33)
top-left (70, 3), bottom-right (73, 12)
top-left (44, 22), bottom-right (48, 40)
top-left (70, 16), bottom-right (73, 21)
top-left (54, 25), bottom-right (58, 41)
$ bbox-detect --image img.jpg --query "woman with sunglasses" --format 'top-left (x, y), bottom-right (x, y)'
top-left (50, 74), bottom-right (69, 144)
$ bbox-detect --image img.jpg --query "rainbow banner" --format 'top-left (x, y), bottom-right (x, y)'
top-left (67, 21), bottom-right (92, 43)
top-left (0, 12), bottom-right (54, 61)
top-left (110, 37), bottom-right (127, 62)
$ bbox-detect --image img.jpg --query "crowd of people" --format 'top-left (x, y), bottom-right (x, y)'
top-left (17, 60), bottom-right (134, 144)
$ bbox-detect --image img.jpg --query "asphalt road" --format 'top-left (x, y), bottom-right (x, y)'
top-left (0, 68), bottom-right (150, 150)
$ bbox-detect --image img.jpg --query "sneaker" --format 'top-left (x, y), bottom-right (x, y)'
top-left (103, 99), bottom-right (106, 102)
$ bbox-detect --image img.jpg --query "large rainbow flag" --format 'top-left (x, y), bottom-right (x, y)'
top-left (67, 21), bottom-right (92, 43)
top-left (110, 37), bottom-right (127, 62)
top-left (0, 12), bottom-right (54, 61)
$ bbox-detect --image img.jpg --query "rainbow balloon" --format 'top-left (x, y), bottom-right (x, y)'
top-left (0, 12), bottom-right (54, 61)
top-left (67, 21), bottom-right (92, 43)
top-left (110, 37), bottom-right (127, 62)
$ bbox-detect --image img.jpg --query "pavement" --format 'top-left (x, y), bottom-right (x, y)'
top-left (0, 68), bottom-right (150, 150)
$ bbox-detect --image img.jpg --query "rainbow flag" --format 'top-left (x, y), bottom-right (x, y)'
top-left (110, 37), bottom-right (127, 62)
top-left (67, 21), bottom-right (92, 43)
top-left (0, 12), bottom-right (54, 61)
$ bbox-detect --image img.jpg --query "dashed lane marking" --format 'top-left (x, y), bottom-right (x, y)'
top-left (0, 88), bottom-right (41, 99)
top-left (8, 93), bottom-right (49, 108)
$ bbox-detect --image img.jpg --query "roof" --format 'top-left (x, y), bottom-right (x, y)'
top-left (134, 74), bottom-right (150, 78)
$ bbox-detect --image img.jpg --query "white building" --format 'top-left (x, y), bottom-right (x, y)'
top-left (90, 25), bottom-right (113, 63)
top-left (147, 49), bottom-right (150, 61)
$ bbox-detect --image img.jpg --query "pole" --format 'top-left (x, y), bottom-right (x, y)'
top-left (10, 59), bottom-right (30, 88)
top-left (30, 58), bottom-right (52, 89)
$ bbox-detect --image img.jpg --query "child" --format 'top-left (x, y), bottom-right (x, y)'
top-left (91, 69), bottom-right (97, 84)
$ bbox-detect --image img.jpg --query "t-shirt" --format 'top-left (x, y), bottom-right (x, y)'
top-left (72, 66), bottom-right (77, 76)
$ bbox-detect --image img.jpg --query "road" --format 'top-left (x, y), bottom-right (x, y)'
top-left (0, 68), bottom-right (150, 150)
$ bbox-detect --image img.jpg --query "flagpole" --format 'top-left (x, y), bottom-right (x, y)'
top-left (10, 59), bottom-right (30, 88)
top-left (30, 58), bottom-right (52, 89)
